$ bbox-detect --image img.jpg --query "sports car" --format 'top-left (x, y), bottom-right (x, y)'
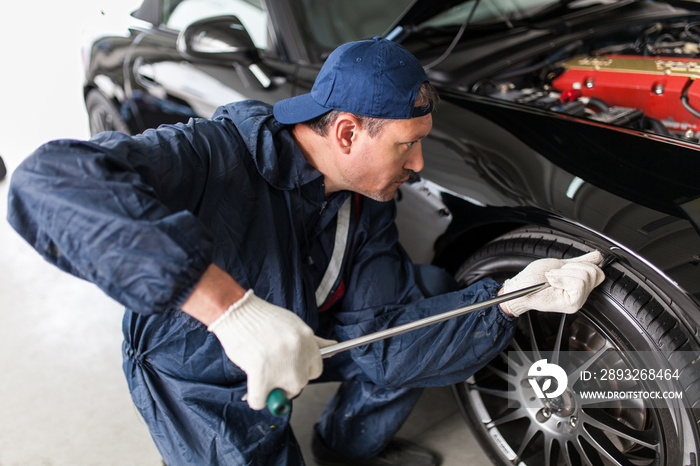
top-left (82, 0), bottom-right (700, 464)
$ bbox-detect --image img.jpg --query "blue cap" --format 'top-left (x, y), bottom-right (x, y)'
top-left (273, 37), bottom-right (431, 124)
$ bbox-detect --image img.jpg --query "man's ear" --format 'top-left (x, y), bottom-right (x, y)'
top-left (333, 114), bottom-right (360, 154)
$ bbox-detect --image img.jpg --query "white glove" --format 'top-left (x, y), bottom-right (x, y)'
top-left (501, 251), bottom-right (605, 317)
top-left (208, 290), bottom-right (336, 410)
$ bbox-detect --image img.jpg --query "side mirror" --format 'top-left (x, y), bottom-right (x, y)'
top-left (177, 15), bottom-right (259, 65)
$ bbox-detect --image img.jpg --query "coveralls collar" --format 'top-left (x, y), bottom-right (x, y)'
top-left (215, 100), bottom-right (322, 191)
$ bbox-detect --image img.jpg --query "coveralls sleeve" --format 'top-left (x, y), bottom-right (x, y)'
top-left (333, 198), bottom-right (517, 389)
top-left (7, 121), bottom-right (229, 314)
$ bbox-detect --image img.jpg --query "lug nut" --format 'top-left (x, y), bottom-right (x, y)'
top-left (536, 408), bottom-right (552, 422)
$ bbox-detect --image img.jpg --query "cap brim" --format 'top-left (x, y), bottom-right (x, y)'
top-left (273, 93), bottom-right (331, 125)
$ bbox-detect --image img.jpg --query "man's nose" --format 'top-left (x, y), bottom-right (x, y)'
top-left (405, 143), bottom-right (425, 173)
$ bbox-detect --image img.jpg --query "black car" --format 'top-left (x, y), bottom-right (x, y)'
top-left (82, 1), bottom-right (700, 464)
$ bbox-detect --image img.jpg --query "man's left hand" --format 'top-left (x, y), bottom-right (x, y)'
top-left (500, 251), bottom-right (605, 317)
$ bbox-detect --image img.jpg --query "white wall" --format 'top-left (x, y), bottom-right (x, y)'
top-left (0, 2), bottom-right (162, 464)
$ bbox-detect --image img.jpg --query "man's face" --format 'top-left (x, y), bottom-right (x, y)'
top-left (340, 114), bottom-right (432, 202)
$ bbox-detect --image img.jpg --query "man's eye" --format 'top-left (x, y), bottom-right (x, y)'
top-left (406, 141), bottom-right (415, 149)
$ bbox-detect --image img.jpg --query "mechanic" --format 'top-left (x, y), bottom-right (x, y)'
top-left (7, 37), bottom-right (604, 465)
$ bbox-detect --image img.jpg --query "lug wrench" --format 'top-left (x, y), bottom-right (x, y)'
top-left (266, 253), bottom-right (616, 415)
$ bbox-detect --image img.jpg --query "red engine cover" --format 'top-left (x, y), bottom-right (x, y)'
top-left (551, 54), bottom-right (700, 132)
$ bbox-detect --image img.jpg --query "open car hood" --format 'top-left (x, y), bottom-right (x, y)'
top-left (386, 0), bottom-right (629, 36)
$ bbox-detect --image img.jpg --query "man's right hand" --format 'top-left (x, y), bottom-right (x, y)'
top-left (207, 289), bottom-right (336, 410)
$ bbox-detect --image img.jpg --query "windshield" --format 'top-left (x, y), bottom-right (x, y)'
top-left (298, 0), bottom-right (413, 50)
top-left (419, 0), bottom-right (561, 28)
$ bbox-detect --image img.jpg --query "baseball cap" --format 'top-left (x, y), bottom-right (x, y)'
top-left (273, 37), bottom-right (432, 125)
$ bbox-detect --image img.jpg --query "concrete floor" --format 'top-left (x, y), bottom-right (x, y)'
top-left (0, 2), bottom-right (494, 464)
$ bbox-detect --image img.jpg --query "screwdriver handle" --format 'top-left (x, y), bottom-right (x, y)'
top-left (266, 388), bottom-right (292, 416)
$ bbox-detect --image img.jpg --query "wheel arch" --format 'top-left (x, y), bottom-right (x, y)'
top-left (84, 87), bottom-right (141, 136)
top-left (429, 194), bottom-right (700, 317)
top-left (432, 220), bottom-right (522, 274)
top-left (428, 205), bottom-right (700, 350)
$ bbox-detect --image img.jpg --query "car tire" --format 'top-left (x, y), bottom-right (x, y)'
top-left (85, 90), bottom-right (130, 136)
top-left (452, 226), bottom-right (700, 466)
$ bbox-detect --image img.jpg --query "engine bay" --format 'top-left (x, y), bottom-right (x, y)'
top-left (476, 19), bottom-right (700, 141)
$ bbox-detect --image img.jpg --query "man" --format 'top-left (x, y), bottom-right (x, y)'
top-left (8, 37), bottom-right (603, 465)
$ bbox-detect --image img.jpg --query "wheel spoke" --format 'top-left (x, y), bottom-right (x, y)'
top-left (543, 436), bottom-right (560, 466)
top-left (564, 439), bottom-right (583, 466)
top-left (514, 422), bottom-right (540, 460)
top-left (551, 313), bottom-right (567, 366)
top-left (485, 407), bottom-right (528, 428)
top-left (566, 436), bottom-right (610, 466)
top-left (568, 342), bottom-right (614, 387)
top-left (496, 351), bottom-right (511, 365)
top-left (525, 312), bottom-right (543, 359)
top-left (471, 384), bottom-right (513, 400)
top-left (580, 427), bottom-right (638, 466)
top-left (484, 364), bottom-right (515, 384)
top-left (508, 337), bottom-right (533, 368)
top-left (581, 409), bottom-right (658, 450)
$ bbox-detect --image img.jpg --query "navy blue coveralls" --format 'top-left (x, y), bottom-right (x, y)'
top-left (8, 101), bottom-right (516, 465)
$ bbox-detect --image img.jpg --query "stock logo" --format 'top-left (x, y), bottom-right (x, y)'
top-left (528, 359), bottom-right (568, 399)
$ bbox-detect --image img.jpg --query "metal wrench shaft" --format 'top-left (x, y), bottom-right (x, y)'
top-left (266, 251), bottom-right (615, 415)
top-left (319, 282), bottom-right (548, 358)
top-left (265, 282), bottom-right (547, 416)
top-left (320, 252), bottom-right (617, 358)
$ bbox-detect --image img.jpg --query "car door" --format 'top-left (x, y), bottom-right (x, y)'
top-left (124, 0), bottom-right (298, 129)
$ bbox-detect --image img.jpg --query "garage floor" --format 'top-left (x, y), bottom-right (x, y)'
top-left (0, 2), bottom-right (493, 464)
